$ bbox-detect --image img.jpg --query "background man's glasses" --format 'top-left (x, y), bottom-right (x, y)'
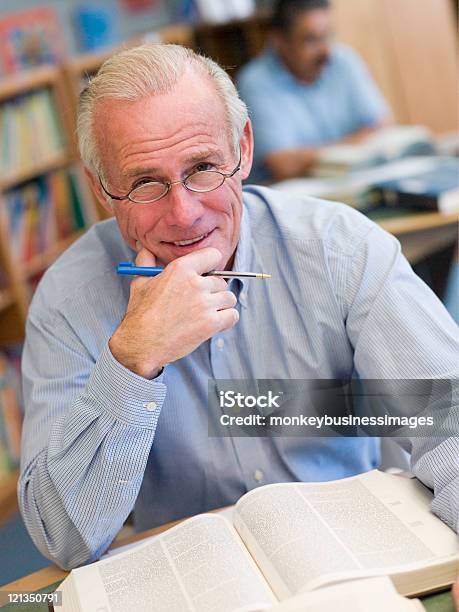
top-left (99, 148), bottom-right (241, 205)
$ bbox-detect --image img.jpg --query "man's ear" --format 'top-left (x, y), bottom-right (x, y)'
top-left (240, 120), bottom-right (254, 181)
top-left (84, 167), bottom-right (114, 214)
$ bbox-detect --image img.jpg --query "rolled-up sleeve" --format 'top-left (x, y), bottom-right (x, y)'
top-left (19, 307), bottom-right (167, 569)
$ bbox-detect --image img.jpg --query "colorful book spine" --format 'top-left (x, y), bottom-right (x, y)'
top-left (2, 167), bottom-right (92, 264)
top-left (0, 88), bottom-right (64, 179)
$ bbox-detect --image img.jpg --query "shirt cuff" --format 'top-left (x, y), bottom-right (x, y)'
top-left (86, 343), bottom-right (167, 429)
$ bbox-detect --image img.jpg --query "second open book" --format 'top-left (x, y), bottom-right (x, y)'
top-left (59, 470), bottom-right (458, 611)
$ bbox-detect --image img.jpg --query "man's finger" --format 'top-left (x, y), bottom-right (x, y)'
top-left (215, 307), bottom-right (239, 332)
top-left (177, 247), bottom-right (222, 275)
top-left (210, 291), bottom-right (238, 311)
top-left (200, 276), bottom-right (228, 293)
top-left (135, 247), bottom-right (157, 268)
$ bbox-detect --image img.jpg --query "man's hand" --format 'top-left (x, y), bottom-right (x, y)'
top-left (265, 148), bottom-right (319, 182)
top-left (109, 247), bottom-right (238, 378)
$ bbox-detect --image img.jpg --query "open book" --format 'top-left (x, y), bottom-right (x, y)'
top-left (315, 125), bottom-right (435, 177)
top-left (268, 576), bottom-right (425, 612)
top-left (58, 470), bottom-right (458, 612)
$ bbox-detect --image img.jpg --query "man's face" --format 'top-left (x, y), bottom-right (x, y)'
top-left (274, 8), bottom-right (332, 83)
top-left (91, 69), bottom-right (253, 270)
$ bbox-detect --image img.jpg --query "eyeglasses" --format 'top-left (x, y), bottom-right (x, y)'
top-left (99, 148), bottom-right (241, 205)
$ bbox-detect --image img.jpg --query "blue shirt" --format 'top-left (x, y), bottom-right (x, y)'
top-left (20, 187), bottom-right (459, 569)
top-left (237, 45), bottom-right (390, 182)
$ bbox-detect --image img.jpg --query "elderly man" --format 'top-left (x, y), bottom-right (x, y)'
top-left (237, 0), bottom-right (391, 182)
top-left (20, 43), bottom-right (458, 570)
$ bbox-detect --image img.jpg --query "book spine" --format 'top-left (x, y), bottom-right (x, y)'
top-left (0, 88), bottom-right (63, 179)
top-left (3, 169), bottom-right (91, 266)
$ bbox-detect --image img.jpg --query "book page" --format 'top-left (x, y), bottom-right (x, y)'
top-left (233, 470), bottom-right (458, 598)
top-left (267, 576), bottom-right (424, 612)
top-left (66, 514), bottom-right (276, 612)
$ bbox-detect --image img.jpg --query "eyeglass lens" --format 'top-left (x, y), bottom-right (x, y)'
top-left (130, 171), bottom-right (225, 203)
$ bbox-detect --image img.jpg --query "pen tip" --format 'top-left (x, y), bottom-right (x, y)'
top-left (260, 274), bottom-right (271, 279)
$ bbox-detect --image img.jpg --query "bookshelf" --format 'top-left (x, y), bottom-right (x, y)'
top-left (0, 65), bottom-right (98, 347)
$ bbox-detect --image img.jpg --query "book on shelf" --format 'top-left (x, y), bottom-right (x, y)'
top-left (315, 126), bottom-right (436, 178)
top-left (0, 7), bottom-right (66, 76)
top-left (57, 470), bottom-right (458, 612)
top-left (0, 165), bottom-right (96, 265)
top-left (0, 88), bottom-right (65, 180)
top-left (74, 5), bottom-right (120, 53)
top-left (368, 157), bottom-right (459, 213)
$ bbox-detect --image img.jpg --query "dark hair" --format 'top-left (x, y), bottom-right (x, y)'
top-left (271, 0), bottom-right (331, 33)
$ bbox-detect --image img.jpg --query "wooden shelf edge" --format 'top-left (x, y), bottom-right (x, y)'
top-left (0, 152), bottom-right (71, 192)
top-left (0, 65), bottom-right (60, 101)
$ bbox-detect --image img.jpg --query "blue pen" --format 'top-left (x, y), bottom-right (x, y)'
top-left (117, 262), bottom-right (271, 279)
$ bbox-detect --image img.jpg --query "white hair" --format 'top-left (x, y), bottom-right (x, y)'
top-left (77, 43), bottom-right (248, 180)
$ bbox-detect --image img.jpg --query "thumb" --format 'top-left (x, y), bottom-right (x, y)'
top-left (135, 243), bottom-right (157, 267)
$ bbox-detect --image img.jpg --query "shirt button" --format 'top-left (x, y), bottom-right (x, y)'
top-left (254, 469), bottom-right (264, 482)
top-left (143, 401), bottom-right (158, 412)
top-left (216, 338), bottom-right (225, 349)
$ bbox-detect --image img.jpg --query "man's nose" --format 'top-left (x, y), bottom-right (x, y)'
top-left (163, 183), bottom-right (205, 227)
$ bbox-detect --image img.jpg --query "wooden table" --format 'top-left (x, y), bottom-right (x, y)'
top-left (371, 210), bottom-right (458, 265)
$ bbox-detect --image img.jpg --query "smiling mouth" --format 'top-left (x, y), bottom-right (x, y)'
top-left (166, 231), bottom-right (212, 247)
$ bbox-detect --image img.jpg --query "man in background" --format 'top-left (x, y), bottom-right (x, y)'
top-left (237, 0), bottom-right (391, 182)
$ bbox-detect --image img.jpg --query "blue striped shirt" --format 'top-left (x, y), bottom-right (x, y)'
top-left (20, 186), bottom-right (459, 569)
